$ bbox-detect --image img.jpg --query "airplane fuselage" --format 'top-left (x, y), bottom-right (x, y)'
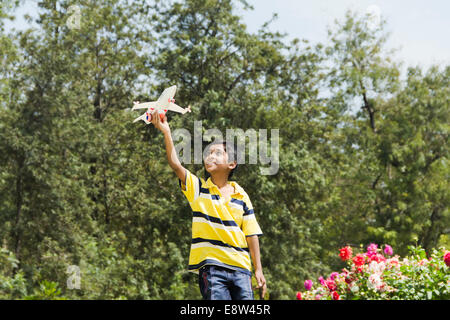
top-left (132, 85), bottom-right (189, 124)
top-left (153, 85), bottom-right (177, 111)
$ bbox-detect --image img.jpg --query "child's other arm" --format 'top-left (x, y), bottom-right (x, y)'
top-left (247, 235), bottom-right (267, 299)
top-left (150, 110), bottom-right (186, 184)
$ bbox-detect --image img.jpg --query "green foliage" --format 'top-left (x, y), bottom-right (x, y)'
top-left (0, 248), bottom-right (28, 299)
top-left (24, 280), bottom-right (67, 300)
top-left (0, 1), bottom-right (448, 299)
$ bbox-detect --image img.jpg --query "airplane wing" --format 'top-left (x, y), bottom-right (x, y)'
top-left (133, 112), bottom-right (151, 124)
top-left (159, 85), bottom-right (177, 101)
top-left (166, 102), bottom-right (190, 114)
top-left (131, 101), bottom-right (159, 110)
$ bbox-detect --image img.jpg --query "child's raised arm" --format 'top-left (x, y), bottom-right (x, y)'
top-left (150, 110), bottom-right (186, 184)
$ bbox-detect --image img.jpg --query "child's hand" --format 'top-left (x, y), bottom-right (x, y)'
top-left (255, 269), bottom-right (267, 299)
top-left (151, 110), bottom-right (170, 134)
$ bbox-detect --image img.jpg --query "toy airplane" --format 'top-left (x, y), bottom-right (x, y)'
top-left (132, 85), bottom-right (191, 124)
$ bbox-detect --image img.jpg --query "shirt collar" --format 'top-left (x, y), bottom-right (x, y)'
top-left (205, 177), bottom-right (245, 197)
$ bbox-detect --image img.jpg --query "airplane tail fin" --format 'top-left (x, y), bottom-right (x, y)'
top-left (183, 105), bottom-right (191, 114)
top-left (133, 112), bottom-right (151, 124)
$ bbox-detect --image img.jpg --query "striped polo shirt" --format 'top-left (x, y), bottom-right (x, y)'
top-left (179, 169), bottom-right (263, 275)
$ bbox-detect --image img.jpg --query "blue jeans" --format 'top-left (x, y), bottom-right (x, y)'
top-left (198, 265), bottom-right (254, 300)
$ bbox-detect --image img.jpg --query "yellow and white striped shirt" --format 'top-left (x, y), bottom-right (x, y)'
top-left (179, 169), bottom-right (263, 275)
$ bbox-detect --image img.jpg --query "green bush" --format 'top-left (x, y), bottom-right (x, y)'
top-left (23, 280), bottom-right (67, 300)
top-left (0, 248), bottom-right (28, 299)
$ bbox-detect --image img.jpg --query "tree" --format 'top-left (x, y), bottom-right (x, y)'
top-left (375, 66), bottom-right (449, 253)
top-left (325, 9), bottom-right (400, 131)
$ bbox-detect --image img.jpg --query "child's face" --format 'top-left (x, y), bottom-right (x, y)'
top-left (204, 144), bottom-right (235, 176)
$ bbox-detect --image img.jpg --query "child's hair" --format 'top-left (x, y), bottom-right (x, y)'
top-left (203, 139), bottom-right (239, 180)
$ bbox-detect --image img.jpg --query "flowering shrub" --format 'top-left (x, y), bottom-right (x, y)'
top-left (296, 244), bottom-right (450, 300)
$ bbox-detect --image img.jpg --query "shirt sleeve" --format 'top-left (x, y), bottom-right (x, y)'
top-left (178, 169), bottom-right (201, 203)
top-left (241, 195), bottom-right (263, 237)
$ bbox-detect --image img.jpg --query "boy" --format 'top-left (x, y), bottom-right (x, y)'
top-left (150, 110), bottom-right (267, 300)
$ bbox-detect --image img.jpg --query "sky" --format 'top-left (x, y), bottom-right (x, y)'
top-left (4, 0), bottom-right (450, 72)
top-left (240, 0), bottom-right (450, 70)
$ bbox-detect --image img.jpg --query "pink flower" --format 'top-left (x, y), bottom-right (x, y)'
top-left (326, 279), bottom-right (337, 292)
top-left (370, 253), bottom-right (386, 263)
top-left (444, 252), bottom-right (450, 267)
top-left (296, 291), bottom-right (302, 300)
top-left (304, 280), bottom-right (313, 291)
top-left (339, 246), bottom-right (353, 261)
top-left (384, 244), bottom-right (393, 256)
top-left (367, 243), bottom-right (378, 256)
top-left (387, 256), bottom-right (399, 267)
top-left (315, 294), bottom-right (322, 300)
top-left (330, 272), bottom-right (339, 281)
top-left (318, 276), bottom-right (326, 286)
